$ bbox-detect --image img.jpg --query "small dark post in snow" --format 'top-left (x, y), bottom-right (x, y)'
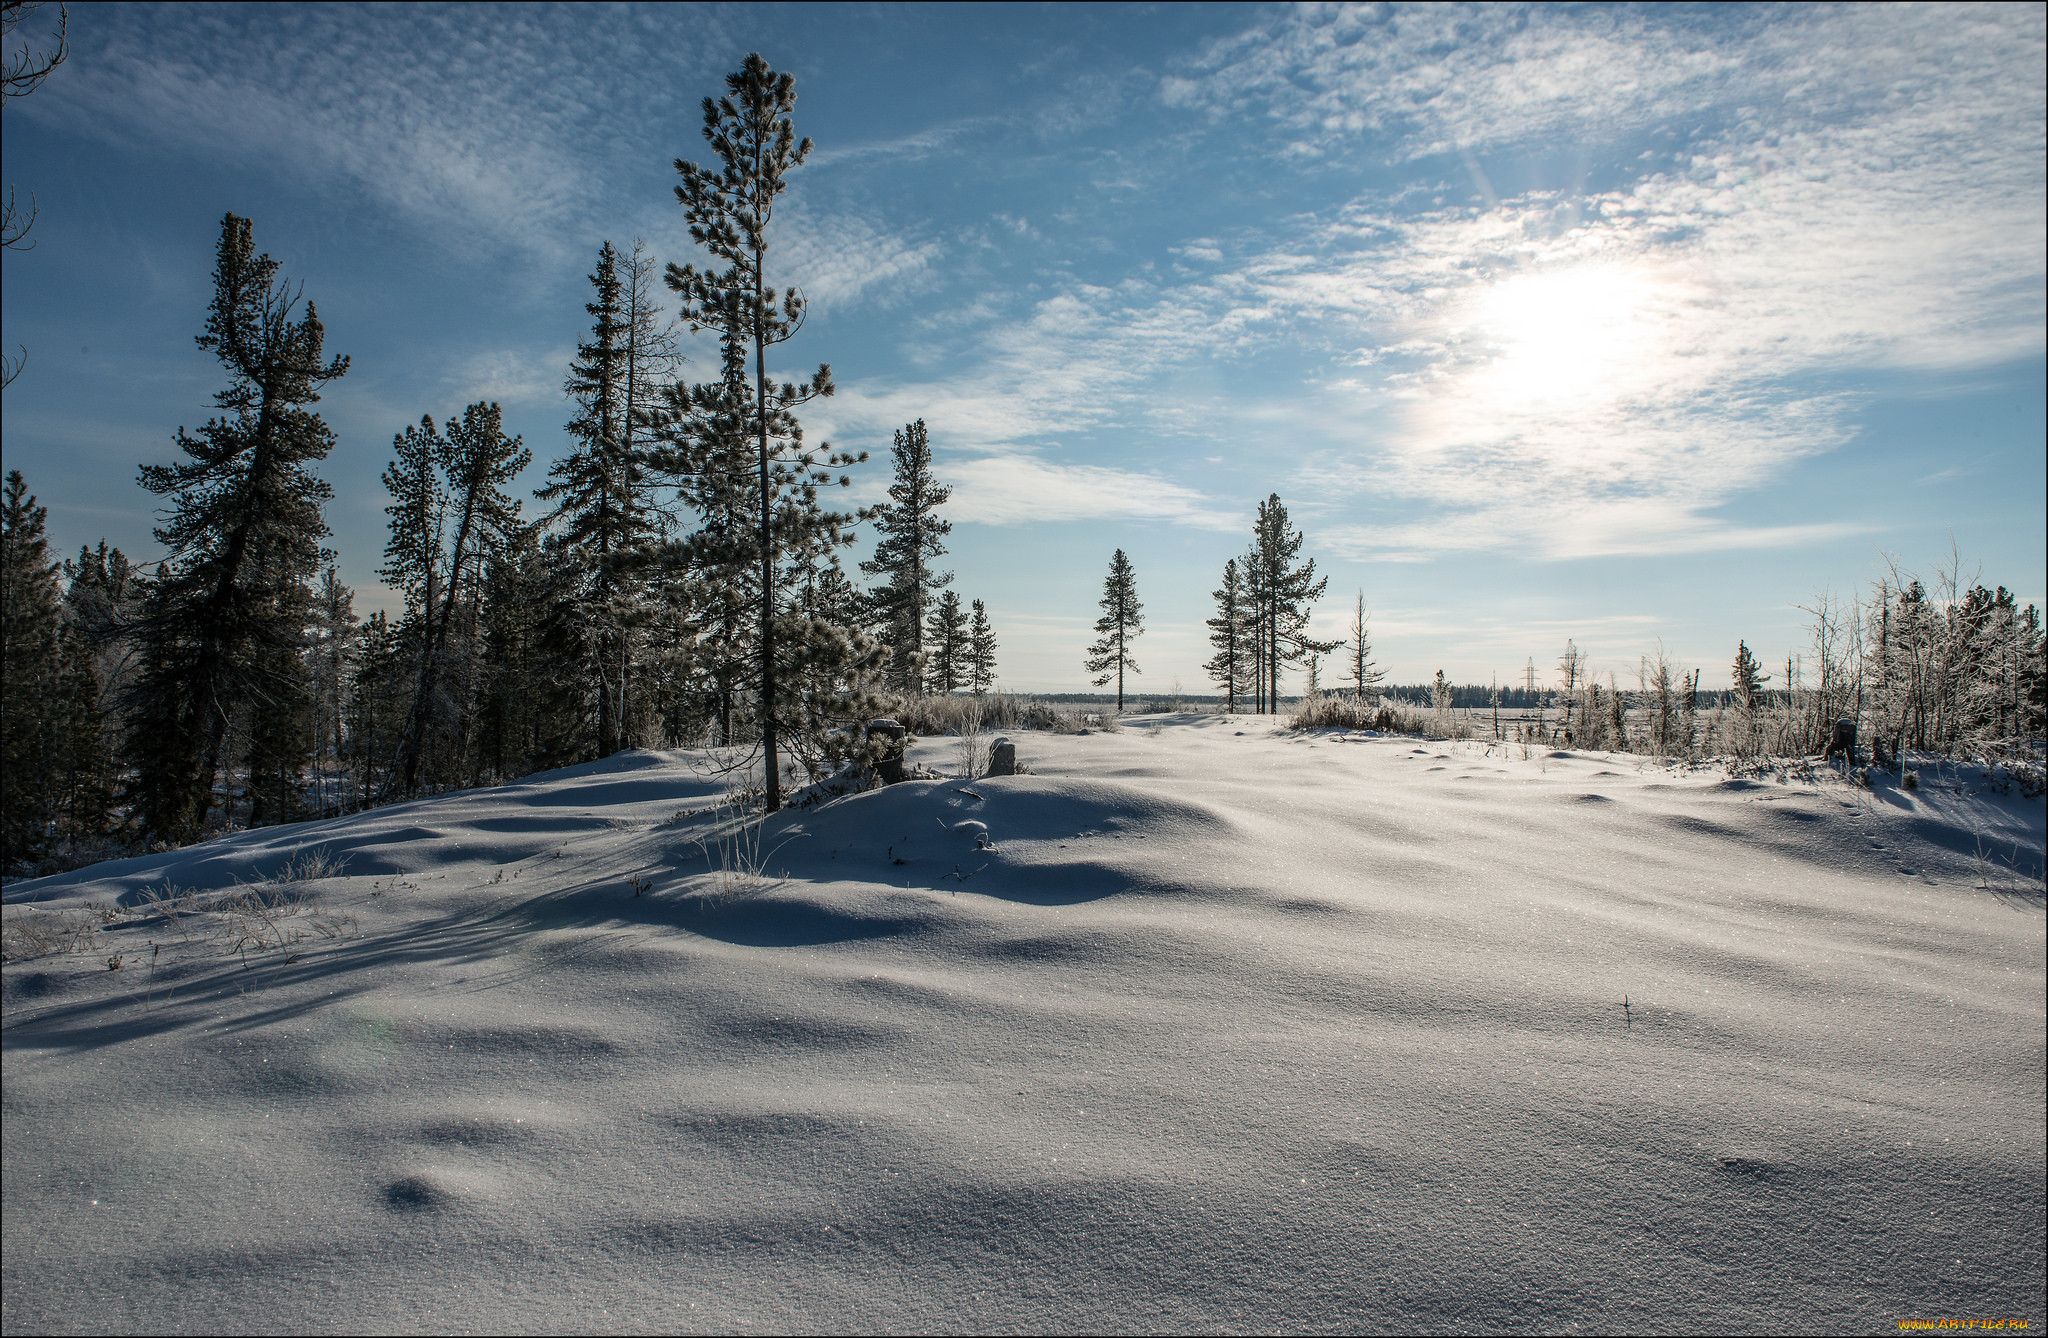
top-left (987, 737), bottom-right (1017, 777)
top-left (1825, 718), bottom-right (1857, 770)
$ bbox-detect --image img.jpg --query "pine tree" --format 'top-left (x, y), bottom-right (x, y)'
top-left (542, 242), bottom-right (658, 760)
top-left (1557, 639), bottom-right (1586, 742)
top-left (1247, 495), bottom-right (1335, 713)
top-left (1204, 557), bottom-right (1251, 712)
top-left (861, 419), bottom-right (952, 693)
top-left (924, 589), bottom-right (968, 693)
top-left (385, 402), bottom-right (528, 795)
top-left (125, 213), bottom-right (346, 843)
top-left (1732, 642), bottom-right (1767, 710)
top-left (1, 470), bottom-right (62, 870)
top-left (306, 566), bottom-right (356, 817)
top-left (1085, 549), bottom-right (1143, 711)
top-left (667, 53), bottom-right (869, 811)
top-left (1347, 592), bottom-right (1383, 701)
top-left (967, 599), bottom-right (997, 696)
top-left (57, 541), bottom-right (134, 844)
top-left (244, 569), bottom-right (313, 826)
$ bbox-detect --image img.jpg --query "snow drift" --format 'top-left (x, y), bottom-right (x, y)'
top-left (4, 716), bottom-right (2042, 1333)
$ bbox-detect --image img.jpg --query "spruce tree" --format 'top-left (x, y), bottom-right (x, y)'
top-left (667, 53), bottom-right (868, 811)
top-left (125, 213), bottom-right (347, 842)
top-left (967, 599), bottom-right (997, 696)
top-left (924, 588), bottom-right (968, 693)
top-left (1, 470), bottom-right (62, 870)
top-left (542, 242), bottom-right (656, 759)
top-left (1204, 557), bottom-right (1251, 712)
top-left (1085, 549), bottom-right (1144, 711)
top-left (1247, 494), bottom-right (1335, 713)
top-left (861, 418), bottom-right (952, 692)
top-left (1347, 592), bottom-right (1384, 701)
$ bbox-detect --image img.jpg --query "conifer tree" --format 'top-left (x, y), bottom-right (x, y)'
top-left (1204, 557), bottom-right (1251, 712)
top-left (125, 213), bottom-right (347, 842)
top-left (1730, 639), bottom-right (1768, 755)
top-left (1085, 549), bottom-right (1144, 711)
top-left (1347, 591), bottom-right (1383, 701)
top-left (643, 306), bottom-right (758, 747)
top-left (306, 565), bottom-right (356, 816)
top-left (244, 567), bottom-right (314, 826)
top-left (861, 419), bottom-right (952, 692)
top-left (2, 470), bottom-right (62, 869)
top-left (667, 53), bottom-right (868, 811)
top-left (57, 541), bottom-right (134, 842)
top-left (924, 589), bottom-right (967, 693)
top-left (543, 242), bottom-right (657, 759)
top-left (1247, 494), bottom-right (1335, 713)
top-left (384, 402), bottom-right (529, 795)
top-left (967, 599), bottom-right (997, 696)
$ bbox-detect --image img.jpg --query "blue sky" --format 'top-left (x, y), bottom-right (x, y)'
top-left (2, 2), bottom-right (2042, 694)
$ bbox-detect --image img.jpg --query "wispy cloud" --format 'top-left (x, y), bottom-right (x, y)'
top-left (943, 455), bottom-right (1240, 530)
top-left (1137, 3), bottom-right (2047, 557)
top-left (23, 3), bottom-right (727, 262)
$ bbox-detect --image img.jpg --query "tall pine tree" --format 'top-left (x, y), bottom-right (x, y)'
top-left (1085, 549), bottom-right (1144, 711)
top-left (924, 589), bottom-right (967, 694)
top-left (1204, 557), bottom-right (1251, 713)
top-left (542, 242), bottom-right (657, 759)
top-left (967, 599), bottom-right (997, 696)
top-left (126, 213), bottom-right (346, 842)
top-left (860, 418), bottom-right (952, 693)
top-left (1347, 592), bottom-right (1383, 701)
top-left (1247, 494), bottom-right (1335, 713)
top-left (385, 402), bottom-right (529, 795)
top-left (1, 470), bottom-right (62, 870)
top-left (667, 53), bottom-right (867, 811)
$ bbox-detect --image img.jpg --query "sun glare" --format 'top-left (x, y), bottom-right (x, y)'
top-left (1464, 265), bottom-right (1656, 410)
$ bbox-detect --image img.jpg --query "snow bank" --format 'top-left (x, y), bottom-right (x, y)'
top-left (4, 717), bottom-right (2042, 1332)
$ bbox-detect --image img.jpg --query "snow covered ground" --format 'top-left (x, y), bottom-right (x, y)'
top-left (4, 716), bottom-right (2043, 1333)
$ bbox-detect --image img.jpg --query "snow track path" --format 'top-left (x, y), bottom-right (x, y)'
top-left (4, 717), bottom-right (2042, 1333)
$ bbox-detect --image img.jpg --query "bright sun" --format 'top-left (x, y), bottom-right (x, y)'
top-left (1465, 265), bottom-right (1655, 410)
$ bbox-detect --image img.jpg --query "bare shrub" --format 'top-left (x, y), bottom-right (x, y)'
top-left (1, 906), bottom-right (101, 962)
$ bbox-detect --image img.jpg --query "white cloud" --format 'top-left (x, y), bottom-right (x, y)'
top-left (22, 4), bottom-right (731, 262)
top-left (943, 455), bottom-right (1240, 530)
top-left (444, 348), bottom-right (567, 409)
top-left (1138, 3), bottom-right (2047, 558)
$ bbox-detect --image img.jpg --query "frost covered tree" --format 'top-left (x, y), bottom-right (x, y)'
top-left (1347, 592), bottom-right (1383, 701)
top-left (1085, 548), bottom-right (1143, 711)
top-left (1204, 557), bottom-right (1252, 713)
top-left (667, 54), bottom-right (870, 808)
top-left (967, 598), bottom-right (997, 696)
top-left (1557, 640), bottom-right (1585, 743)
top-left (860, 418), bottom-right (951, 694)
top-left (124, 214), bottom-right (346, 842)
top-left (924, 589), bottom-right (967, 694)
top-left (1730, 639), bottom-right (1768, 757)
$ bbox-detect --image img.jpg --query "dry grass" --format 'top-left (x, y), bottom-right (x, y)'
top-left (0, 846), bottom-right (364, 967)
top-left (1, 906), bottom-right (103, 962)
top-left (1289, 693), bottom-right (1464, 738)
top-left (890, 693), bottom-right (1119, 737)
